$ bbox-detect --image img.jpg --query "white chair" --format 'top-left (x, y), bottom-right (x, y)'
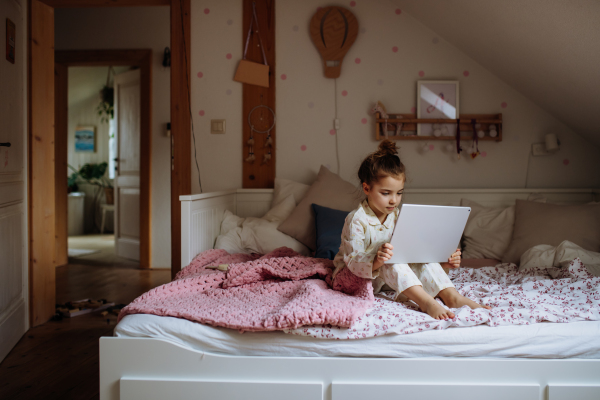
top-left (100, 204), bottom-right (115, 234)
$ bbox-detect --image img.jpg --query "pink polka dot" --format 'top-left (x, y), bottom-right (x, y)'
top-left (199, 110), bottom-right (205, 116)
top-left (428, 144), bottom-right (435, 151)
top-left (330, 129), bottom-right (336, 135)
top-left (301, 145), bottom-right (307, 151)
top-left (281, 74), bottom-right (287, 80)
top-left (355, 58), bottom-right (361, 64)
top-left (350, 1), bottom-right (356, 6)
top-left (418, 70), bottom-right (425, 77)
top-left (361, 118), bottom-right (368, 124)
top-left (203, 8), bottom-right (210, 14)
top-left (341, 90), bottom-right (348, 97)
top-left (226, 53), bottom-right (232, 60)
top-left (410, 107), bottom-right (416, 114)
top-left (392, 46), bottom-right (398, 53)
top-left (463, 70), bottom-right (470, 77)
top-left (197, 71), bottom-right (203, 78)
top-left (395, 9), bottom-right (402, 15)
top-left (481, 151), bottom-right (487, 157)
top-left (501, 101), bottom-right (508, 108)
top-left (563, 159), bottom-right (570, 166)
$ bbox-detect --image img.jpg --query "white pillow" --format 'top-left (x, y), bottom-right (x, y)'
top-left (220, 210), bottom-right (245, 235)
top-left (263, 194), bottom-right (296, 224)
top-left (240, 217), bottom-right (310, 256)
top-left (271, 178), bottom-right (310, 207)
top-left (520, 240), bottom-right (600, 276)
top-left (214, 207), bottom-right (310, 256)
top-left (214, 227), bottom-right (251, 255)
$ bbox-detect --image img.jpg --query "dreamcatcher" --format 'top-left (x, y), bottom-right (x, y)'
top-left (245, 104), bottom-right (276, 164)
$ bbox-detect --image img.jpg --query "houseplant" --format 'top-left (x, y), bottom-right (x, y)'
top-left (68, 162), bottom-right (114, 231)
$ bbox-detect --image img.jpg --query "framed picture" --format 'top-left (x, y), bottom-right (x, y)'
top-left (75, 126), bottom-right (96, 152)
top-left (417, 80), bottom-right (459, 137)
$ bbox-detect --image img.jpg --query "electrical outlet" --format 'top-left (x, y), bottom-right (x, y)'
top-left (532, 143), bottom-right (551, 156)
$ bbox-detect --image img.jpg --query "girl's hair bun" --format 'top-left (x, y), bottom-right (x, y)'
top-left (376, 139), bottom-right (398, 157)
top-left (358, 139), bottom-right (406, 185)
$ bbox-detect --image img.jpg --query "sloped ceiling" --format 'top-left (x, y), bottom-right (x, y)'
top-left (392, 0), bottom-right (600, 148)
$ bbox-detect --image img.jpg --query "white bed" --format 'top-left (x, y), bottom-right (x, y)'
top-left (100, 187), bottom-right (600, 400)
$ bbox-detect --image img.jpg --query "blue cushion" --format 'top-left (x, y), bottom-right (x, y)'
top-left (312, 203), bottom-right (349, 260)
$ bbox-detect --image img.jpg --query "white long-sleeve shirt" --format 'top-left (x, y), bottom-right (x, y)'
top-left (332, 199), bottom-right (399, 285)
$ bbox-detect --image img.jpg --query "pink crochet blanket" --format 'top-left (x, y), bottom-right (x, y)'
top-left (118, 247), bottom-right (374, 332)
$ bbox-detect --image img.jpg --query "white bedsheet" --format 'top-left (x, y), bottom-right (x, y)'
top-left (115, 314), bottom-right (600, 359)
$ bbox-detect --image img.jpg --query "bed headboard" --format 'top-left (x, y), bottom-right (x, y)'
top-left (180, 188), bottom-right (600, 268)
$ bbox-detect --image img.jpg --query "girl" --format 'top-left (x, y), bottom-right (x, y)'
top-left (332, 140), bottom-right (491, 320)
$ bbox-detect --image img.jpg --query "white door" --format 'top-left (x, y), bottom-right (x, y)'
top-left (0, 0), bottom-right (27, 362)
top-left (114, 69), bottom-right (141, 261)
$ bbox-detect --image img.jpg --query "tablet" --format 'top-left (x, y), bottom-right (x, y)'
top-left (386, 204), bottom-right (471, 264)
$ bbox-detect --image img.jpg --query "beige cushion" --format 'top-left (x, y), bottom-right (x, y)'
top-left (278, 166), bottom-right (363, 250)
top-left (502, 200), bottom-right (600, 264)
top-left (263, 194), bottom-right (296, 224)
top-left (460, 199), bottom-right (515, 260)
top-left (271, 178), bottom-right (310, 207)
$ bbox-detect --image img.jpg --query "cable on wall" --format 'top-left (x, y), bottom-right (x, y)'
top-left (524, 148), bottom-right (532, 188)
top-left (179, 0), bottom-right (203, 193)
top-left (334, 78), bottom-right (341, 175)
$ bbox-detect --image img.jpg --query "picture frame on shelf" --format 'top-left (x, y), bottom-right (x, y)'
top-left (75, 126), bottom-right (96, 153)
top-left (417, 80), bottom-right (459, 137)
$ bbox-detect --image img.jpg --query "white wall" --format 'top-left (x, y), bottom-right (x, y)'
top-left (55, 7), bottom-right (171, 268)
top-left (67, 66), bottom-right (129, 171)
top-left (190, 0), bottom-right (600, 193)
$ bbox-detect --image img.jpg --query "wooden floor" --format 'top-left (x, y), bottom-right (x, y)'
top-left (0, 252), bottom-right (170, 400)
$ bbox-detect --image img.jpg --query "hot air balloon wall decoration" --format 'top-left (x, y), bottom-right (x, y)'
top-left (310, 6), bottom-right (359, 78)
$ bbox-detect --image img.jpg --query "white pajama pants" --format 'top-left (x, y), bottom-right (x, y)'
top-left (378, 262), bottom-right (454, 299)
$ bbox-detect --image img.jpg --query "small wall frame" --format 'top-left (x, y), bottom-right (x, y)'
top-left (417, 80), bottom-right (459, 137)
top-left (74, 125), bottom-right (96, 152)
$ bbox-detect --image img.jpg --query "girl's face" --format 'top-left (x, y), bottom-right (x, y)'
top-left (362, 175), bottom-right (405, 221)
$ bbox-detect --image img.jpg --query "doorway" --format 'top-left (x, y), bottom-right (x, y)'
top-left (55, 51), bottom-right (152, 270)
top-left (29, 0), bottom-right (191, 327)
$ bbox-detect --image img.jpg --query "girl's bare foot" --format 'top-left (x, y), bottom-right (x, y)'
top-left (438, 288), bottom-right (492, 310)
top-left (421, 298), bottom-right (455, 320)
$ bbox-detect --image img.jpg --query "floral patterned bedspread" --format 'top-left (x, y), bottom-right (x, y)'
top-left (285, 258), bottom-right (600, 339)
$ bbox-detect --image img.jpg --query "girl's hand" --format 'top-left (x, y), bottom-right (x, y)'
top-left (373, 243), bottom-right (394, 271)
top-left (445, 248), bottom-right (461, 269)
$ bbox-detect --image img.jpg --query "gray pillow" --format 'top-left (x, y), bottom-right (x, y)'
top-left (502, 199), bottom-right (600, 265)
top-left (277, 166), bottom-right (363, 250)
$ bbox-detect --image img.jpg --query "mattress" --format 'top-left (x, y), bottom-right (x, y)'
top-left (115, 314), bottom-right (600, 359)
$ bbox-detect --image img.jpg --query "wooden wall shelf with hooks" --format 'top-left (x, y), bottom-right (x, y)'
top-left (375, 113), bottom-right (503, 142)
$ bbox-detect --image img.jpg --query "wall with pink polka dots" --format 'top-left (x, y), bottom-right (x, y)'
top-left (191, 0), bottom-right (600, 193)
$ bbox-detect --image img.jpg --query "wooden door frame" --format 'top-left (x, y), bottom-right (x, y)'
top-left (54, 50), bottom-right (153, 270)
top-left (29, 0), bottom-right (191, 327)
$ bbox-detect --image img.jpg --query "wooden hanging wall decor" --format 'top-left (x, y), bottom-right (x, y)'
top-left (310, 6), bottom-right (358, 78)
top-left (245, 104), bottom-right (275, 165)
top-left (242, 0), bottom-right (276, 188)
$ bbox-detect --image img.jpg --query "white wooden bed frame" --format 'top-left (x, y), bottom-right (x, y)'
top-left (101, 188), bottom-right (600, 400)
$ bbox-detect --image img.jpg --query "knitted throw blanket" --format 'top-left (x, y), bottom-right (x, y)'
top-left (118, 247), bottom-right (374, 332)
